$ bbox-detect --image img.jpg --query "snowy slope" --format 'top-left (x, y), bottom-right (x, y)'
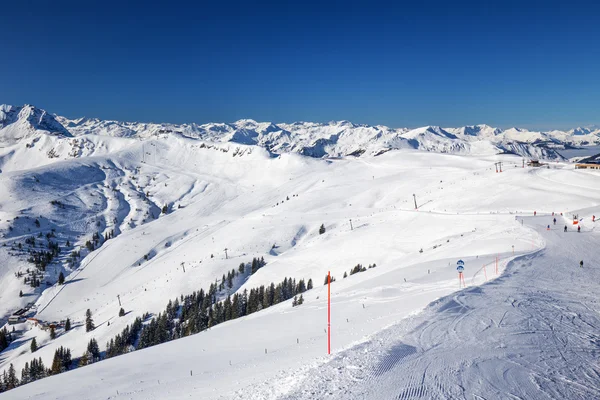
top-left (3, 143), bottom-right (600, 399)
top-left (2, 104), bottom-right (600, 399)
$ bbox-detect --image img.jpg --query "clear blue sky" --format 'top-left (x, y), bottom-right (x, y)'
top-left (2, 0), bottom-right (599, 129)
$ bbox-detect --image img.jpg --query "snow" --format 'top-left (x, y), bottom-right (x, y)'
top-left (2, 104), bottom-right (600, 399)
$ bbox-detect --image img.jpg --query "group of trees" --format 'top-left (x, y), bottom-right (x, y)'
top-left (0, 328), bottom-right (12, 353)
top-left (2, 345), bottom-right (74, 392)
top-left (343, 263), bottom-right (377, 279)
top-left (50, 346), bottom-right (72, 375)
top-left (0, 259), bottom-right (318, 393)
top-left (0, 358), bottom-right (45, 393)
top-left (292, 294), bottom-right (304, 306)
top-left (0, 364), bottom-right (19, 392)
top-left (105, 317), bottom-right (142, 358)
top-left (101, 271), bottom-right (315, 365)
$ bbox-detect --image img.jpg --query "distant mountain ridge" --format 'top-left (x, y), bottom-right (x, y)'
top-left (2, 104), bottom-right (600, 160)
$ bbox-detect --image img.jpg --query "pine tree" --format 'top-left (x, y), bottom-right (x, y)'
top-left (343, 271), bottom-right (348, 278)
top-left (292, 295), bottom-right (298, 307)
top-left (319, 224), bottom-right (326, 234)
top-left (85, 309), bottom-right (95, 332)
top-left (58, 271), bottom-right (65, 285)
top-left (0, 329), bottom-right (8, 352)
top-left (6, 364), bottom-right (18, 390)
top-left (307, 278), bottom-right (313, 290)
top-left (162, 204), bottom-right (168, 214)
top-left (30, 337), bottom-right (38, 353)
top-left (20, 362), bottom-right (30, 385)
top-left (51, 351), bottom-right (62, 375)
top-left (19, 290), bottom-right (23, 297)
top-left (119, 307), bottom-right (125, 317)
top-left (87, 338), bottom-right (100, 362)
top-left (298, 294), bottom-right (304, 305)
top-left (65, 318), bottom-right (71, 331)
top-left (50, 326), bottom-right (56, 340)
top-left (78, 351), bottom-right (90, 367)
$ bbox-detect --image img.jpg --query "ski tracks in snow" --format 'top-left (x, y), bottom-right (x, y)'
top-left (259, 218), bottom-right (600, 400)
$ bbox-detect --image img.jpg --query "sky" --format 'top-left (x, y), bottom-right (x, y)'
top-left (2, 0), bottom-right (600, 129)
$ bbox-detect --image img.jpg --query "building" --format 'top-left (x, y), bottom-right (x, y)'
top-left (8, 315), bottom-right (25, 324)
top-left (528, 160), bottom-right (547, 167)
top-left (575, 163), bottom-right (600, 170)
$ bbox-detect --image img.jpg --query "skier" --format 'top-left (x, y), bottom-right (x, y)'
top-left (553, 218), bottom-right (556, 225)
top-left (564, 225), bottom-right (568, 232)
top-left (534, 211), bottom-right (537, 216)
top-left (577, 225), bottom-right (581, 233)
top-left (547, 225), bottom-right (550, 230)
top-left (593, 215), bottom-right (596, 222)
top-left (580, 260), bottom-right (584, 268)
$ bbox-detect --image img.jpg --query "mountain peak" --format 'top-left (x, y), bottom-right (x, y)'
top-left (0, 104), bottom-right (71, 142)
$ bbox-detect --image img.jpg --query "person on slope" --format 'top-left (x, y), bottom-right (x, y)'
top-left (578, 225), bottom-right (581, 233)
top-left (593, 215), bottom-right (596, 222)
top-left (553, 218), bottom-right (557, 225)
top-left (564, 225), bottom-right (568, 232)
top-left (580, 260), bottom-right (584, 268)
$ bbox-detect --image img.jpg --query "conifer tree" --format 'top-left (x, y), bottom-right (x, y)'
top-left (119, 307), bottom-right (125, 317)
top-left (51, 351), bottom-right (62, 375)
top-left (319, 224), bottom-right (326, 234)
top-left (87, 338), bottom-right (100, 362)
top-left (20, 362), bottom-right (30, 385)
top-left (65, 318), bottom-right (71, 331)
top-left (307, 279), bottom-right (313, 290)
top-left (30, 337), bottom-right (38, 353)
top-left (6, 364), bottom-right (18, 390)
top-left (85, 309), bottom-right (95, 332)
top-left (19, 290), bottom-right (23, 297)
top-left (78, 351), bottom-right (90, 367)
top-left (50, 326), bottom-right (56, 340)
top-left (58, 271), bottom-right (65, 285)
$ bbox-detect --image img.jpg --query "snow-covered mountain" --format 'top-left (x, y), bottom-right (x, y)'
top-left (31, 105), bottom-right (592, 160)
top-left (0, 105), bottom-right (71, 144)
top-left (0, 104), bottom-right (598, 162)
top-left (55, 114), bottom-right (569, 160)
top-left (3, 103), bottom-right (600, 400)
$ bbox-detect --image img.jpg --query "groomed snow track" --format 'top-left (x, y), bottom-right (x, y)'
top-left (274, 215), bottom-right (600, 400)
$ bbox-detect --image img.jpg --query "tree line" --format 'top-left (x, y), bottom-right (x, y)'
top-left (0, 257), bottom-right (314, 393)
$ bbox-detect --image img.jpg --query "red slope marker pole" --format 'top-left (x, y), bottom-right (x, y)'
top-left (483, 264), bottom-right (488, 281)
top-left (328, 271), bottom-right (331, 355)
top-left (495, 256), bottom-right (498, 275)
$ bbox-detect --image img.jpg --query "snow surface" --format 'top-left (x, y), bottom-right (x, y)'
top-left (2, 104), bottom-right (600, 399)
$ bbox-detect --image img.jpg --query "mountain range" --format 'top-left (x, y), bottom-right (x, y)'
top-left (2, 104), bottom-right (600, 163)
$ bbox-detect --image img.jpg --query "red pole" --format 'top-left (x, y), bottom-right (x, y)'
top-left (483, 264), bottom-right (487, 281)
top-left (328, 271), bottom-right (331, 355)
top-left (495, 256), bottom-right (498, 274)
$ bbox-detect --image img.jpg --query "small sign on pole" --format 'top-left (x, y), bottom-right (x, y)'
top-left (456, 260), bottom-right (466, 288)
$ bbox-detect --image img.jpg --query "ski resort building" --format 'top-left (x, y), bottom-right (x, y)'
top-left (575, 163), bottom-right (600, 170)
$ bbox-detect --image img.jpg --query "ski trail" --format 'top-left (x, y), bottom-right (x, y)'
top-left (268, 215), bottom-right (600, 400)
